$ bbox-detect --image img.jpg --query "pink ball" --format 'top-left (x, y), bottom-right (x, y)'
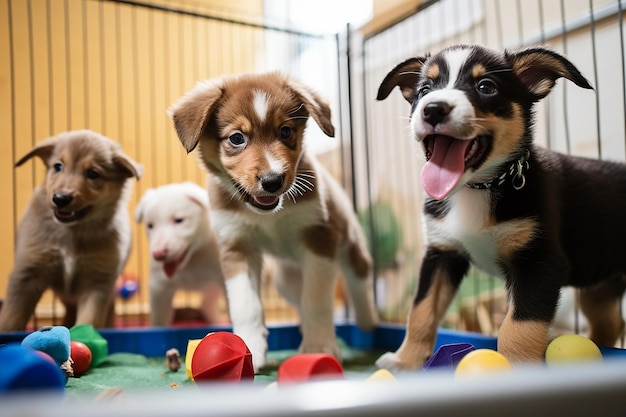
top-left (70, 340), bottom-right (92, 376)
top-left (191, 332), bottom-right (254, 382)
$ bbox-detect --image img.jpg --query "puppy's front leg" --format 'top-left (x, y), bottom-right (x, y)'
top-left (298, 253), bottom-right (341, 359)
top-left (76, 284), bottom-right (116, 328)
top-left (0, 268), bottom-right (49, 331)
top-left (376, 247), bottom-right (469, 371)
top-left (221, 244), bottom-right (268, 372)
top-left (149, 283), bottom-right (176, 326)
top-left (498, 273), bottom-right (561, 362)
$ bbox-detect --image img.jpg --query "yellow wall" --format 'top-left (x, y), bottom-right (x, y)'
top-left (0, 0), bottom-right (264, 324)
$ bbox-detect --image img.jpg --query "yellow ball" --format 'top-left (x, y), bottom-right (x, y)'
top-left (455, 349), bottom-right (512, 377)
top-left (545, 334), bottom-right (602, 365)
top-left (365, 369), bottom-right (396, 382)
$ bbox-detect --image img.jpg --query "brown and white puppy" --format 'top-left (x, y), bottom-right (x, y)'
top-left (375, 45), bottom-right (626, 370)
top-left (168, 73), bottom-right (379, 371)
top-left (0, 130), bottom-right (142, 331)
top-left (135, 181), bottom-right (225, 326)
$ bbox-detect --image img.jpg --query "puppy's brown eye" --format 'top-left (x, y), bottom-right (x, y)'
top-left (228, 131), bottom-right (247, 147)
top-left (280, 126), bottom-right (291, 140)
top-left (477, 78), bottom-right (497, 96)
top-left (147, 223), bottom-right (153, 229)
top-left (174, 217), bottom-right (184, 224)
top-left (86, 169), bottom-right (101, 180)
top-left (53, 163), bottom-right (63, 173)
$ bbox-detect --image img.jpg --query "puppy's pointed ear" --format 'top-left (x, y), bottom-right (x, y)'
top-left (377, 57), bottom-right (427, 103)
top-left (508, 47), bottom-right (593, 99)
top-left (168, 78), bottom-right (225, 153)
top-left (15, 136), bottom-right (59, 167)
top-left (288, 79), bottom-right (335, 138)
top-left (113, 151), bottom-right (143, 180)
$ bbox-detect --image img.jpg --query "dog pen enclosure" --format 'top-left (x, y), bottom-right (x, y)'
top-left (1, 0), bottom-right (625, 340)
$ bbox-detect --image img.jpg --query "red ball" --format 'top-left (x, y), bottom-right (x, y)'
top-left (277, 354), bottom-right (344, 384)
top-left (191, 332), bottom-right (254, 382)
top-left (70, 340), bottom-right (92, 376)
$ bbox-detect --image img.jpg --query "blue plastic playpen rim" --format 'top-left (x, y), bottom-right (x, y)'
top-left (1, 323), bottom-right (623, 358)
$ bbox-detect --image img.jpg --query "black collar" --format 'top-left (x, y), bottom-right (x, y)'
top-left (466, 149), bottom-right (530, 191)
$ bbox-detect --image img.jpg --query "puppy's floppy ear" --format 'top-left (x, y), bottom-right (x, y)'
top-left (377, 57), bottom-right (427, 103)
top-left (15, 136), bottom-right (59, 167)
top-left (508, 47), bottom-right (593, 99)
top-left (168, 78), bottom-right (225, 153)
top-left (181, 181), bottom-right (209, 209)
top-left (135, 187), bottom-right (156, 223)
top-left (288, 79), bottom-right (335, 138)
top-left (113, 151), bottom-right (143, 180)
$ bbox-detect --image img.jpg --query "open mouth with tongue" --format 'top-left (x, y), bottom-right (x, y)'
top-left (249, 194), bottom-right (280, 211)
top-left (421, 135), bottom-right (489, 200)
top-left (54, 206), bottom-right (92, 223)
top-left (162, 249), bottom-right (189, 278)
top-left (233, 182), bottom-right (282, 211)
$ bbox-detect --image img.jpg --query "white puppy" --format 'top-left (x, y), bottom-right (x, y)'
top-left (135, 181), bottom-right (225, 326)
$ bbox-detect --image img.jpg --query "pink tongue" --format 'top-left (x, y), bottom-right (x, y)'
top-left (421, 136), bottom-right (471, 200)
top-left (254, 196), bottom-right (278, 206)
top-left (163, 261), bottom-right (180, 278)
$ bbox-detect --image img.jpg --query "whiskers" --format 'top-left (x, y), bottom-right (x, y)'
top-left (286, 169), bottom-right (316, 203)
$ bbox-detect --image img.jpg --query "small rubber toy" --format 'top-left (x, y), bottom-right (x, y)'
top-left (454, 349), bottom-right (512, 377)
top-left (165, 348), bottom-right (181, 372)
top-left (277, 354), bottom-right (344, 384)
top-left (422, 343), bottom-right (475, 370)
top-left (545, 334), bottom-right (603, 365)
top-left (0, 345), bottom-right (66, 395)
top-left (191, 332), bottom-right (254, 382)
top-left (69, 324), bottom-right (108, 368)
top-left (185, 339), bottom-right (202, 380)
top-left (70, 341), bottom-right (92, 376)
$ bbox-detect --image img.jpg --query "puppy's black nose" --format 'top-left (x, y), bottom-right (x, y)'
top-left (52, 193), bottom-right (73, 208)
top-left (423, 101), bottom-right (451, 126)
top-left (259, 173), bottom-right (284, 193)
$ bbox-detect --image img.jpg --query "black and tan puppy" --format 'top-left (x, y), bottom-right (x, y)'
top-left (375, 44), bottom-right (626, 370)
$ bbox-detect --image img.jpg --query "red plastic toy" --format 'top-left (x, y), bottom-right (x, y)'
top-left (70, 341), bottom-right (92, 376)
top-left (191, 332), bottom-right (254, 382)
top-left (277, 354), bottom-right (344, 383)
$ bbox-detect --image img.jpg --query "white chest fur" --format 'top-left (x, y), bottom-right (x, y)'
top-left (211, 199), bottom-right (321, 262)
top-left (424, 188), bottom-right (502, 277)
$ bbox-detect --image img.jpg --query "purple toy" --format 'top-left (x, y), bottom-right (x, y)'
top-left (422, 343), bottom-right (475, 370)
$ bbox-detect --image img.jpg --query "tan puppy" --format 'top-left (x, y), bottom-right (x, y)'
top-left (0, 130), bottom-right (142, 331)
top-left (135, 182), bottom-right (225, 326)
top-left (168, 73), bottom-right (379, 371)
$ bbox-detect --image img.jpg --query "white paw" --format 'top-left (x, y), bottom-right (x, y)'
top-left (236, 329), bottom-right (268, 373)
top-left (375, 351), bottom-right (405, 372)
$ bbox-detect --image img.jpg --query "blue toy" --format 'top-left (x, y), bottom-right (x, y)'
top-left (21, 325), bottom-right (71, 365)
top-left (0, 344), bottom-right (65, 395)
